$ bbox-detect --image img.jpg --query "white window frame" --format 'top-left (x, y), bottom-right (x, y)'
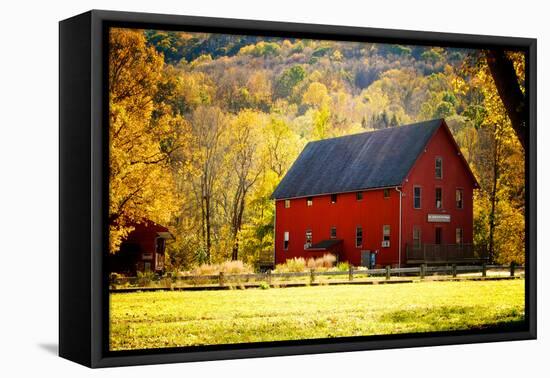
top-left (413, 186), bottom-right (422, 209)
top-left (435, 187), bottom-right (443, 209)
top-left (283, 231), bottom-right (289, 250)
top-left (355, 226), bottom-right (363, 248)
top-left (383, 225), bottom-right (391, 242)
top-left (305, 229), bottom-right (312, 248)
top-left (435, 156), bottom-right (443, 179)
top-left (456, 188), bottom-right (464, 209)
top-left (413, 226), bottom-right (421, 250)
top-left (456, 228), bottom-right (464, 245)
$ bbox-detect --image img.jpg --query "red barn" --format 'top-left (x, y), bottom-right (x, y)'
top-left (272, 119), bottom-right (481, 267)
top-left (109, 220), bottom-right (174, 275)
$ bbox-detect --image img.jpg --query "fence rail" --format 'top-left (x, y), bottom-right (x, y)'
top-left (110, 263), bottom-right (524, 291)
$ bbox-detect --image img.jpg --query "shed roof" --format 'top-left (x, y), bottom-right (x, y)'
top-left (308, 239), bottom-right (343, 250)
top-left (272, 119), bottom-right (444, 199)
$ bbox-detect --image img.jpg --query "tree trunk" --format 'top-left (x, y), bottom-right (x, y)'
top-left (230, 186), bottom-right (248, 261)
top-left (485, 50), bottom-right (527, 150)
top-left (231, 240), bottom-right (239, 261)
top-left (205, 195), bottom-right (212, 262)
top-left (487, 126), bottom-right (500, 263)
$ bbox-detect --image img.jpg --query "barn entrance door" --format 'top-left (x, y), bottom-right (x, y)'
top-left (361, 250), bottom-right (371, 268)
top-left (434, 227), bottom-right (443, 256)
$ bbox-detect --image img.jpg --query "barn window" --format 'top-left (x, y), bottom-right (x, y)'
top-left (435, 188), bottom-right (442, 209)
top-left (331, 194), bottom-right (337, 204)
top-left (330, 226), bottom-right (337, 239)
top-left (155, 237), bottom-right (166, 254)
top-left (285, 199), bottom-right (291, 208)
top-left (383, 225), bottom-right (391, 241)
top-left (413, 226), bottom-right (421, 250)
top-left (413, 186), bottom-right (421, 209)
top-left (307, 197), bottom-right (313, 207)
top-left (435, 157), bottom-right (443, 179)
top-left (456, 189), bottom-right (463, 209)
top-left (355, 226), bottom-right (363, 247)
top-left (305, 230), bottom-right (312, 248)
top-left (383, 188), bottom-right (390, 198)
top-left (356, 191), bottom-right (363, 201)
top-left (456, 228), bottom-right (463, 245)
top-left (144, 262), bottom-right (151, 272)
top-left (283, 231), bottom-right (289, 250)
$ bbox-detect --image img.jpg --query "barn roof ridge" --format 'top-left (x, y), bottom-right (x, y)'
top-left (272, 118), bottom-right (445, 200)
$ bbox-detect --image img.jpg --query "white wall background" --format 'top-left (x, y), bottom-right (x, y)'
top-left (0, 0), bottom-right (546, 376)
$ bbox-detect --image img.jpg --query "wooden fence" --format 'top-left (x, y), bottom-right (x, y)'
top-left (110, 263), bottom-right (524, 291)
top-left (405, 243), bottom-right (488, 264)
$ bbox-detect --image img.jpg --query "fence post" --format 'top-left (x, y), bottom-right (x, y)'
top-left (385, 265), bottom-right (391, 280)
top-left (452, 264), bottom-right (457, 278)
top-left (310, 268), bottom-right (315, 284)
top-left (219, 272), bottom-right (224, 286)
top-left (348, 264), bottom-right (353, 281)
top-left (267, 270), bottom-right (272, 285)
top-left (510, 262), bottom-right (515, 277)
top-left (482, 263), bottom-right (487, 277)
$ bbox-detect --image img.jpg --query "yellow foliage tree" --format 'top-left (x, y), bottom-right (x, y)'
top-left (108, 28), bottom-right (184, 253)
top-left (467, 52), bottom-right (525, 264)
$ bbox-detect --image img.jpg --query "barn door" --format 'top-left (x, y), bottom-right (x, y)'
top-left (434, 227), bottom-right (442, 257)
top-left (361, 250), bottom-right (371, 267)
top-left (435, 227), bottom-right (442, 244)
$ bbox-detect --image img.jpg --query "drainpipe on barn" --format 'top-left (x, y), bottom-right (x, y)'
top-left (395, 186), bottom-right (403, 269)
top-left (273, 200), bottom-right (277, 269)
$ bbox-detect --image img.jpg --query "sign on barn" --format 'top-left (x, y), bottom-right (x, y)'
top-left (427, 214), bottom-right (451, 223)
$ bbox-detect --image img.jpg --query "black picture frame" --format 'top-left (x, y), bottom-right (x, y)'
top-left (59, 9), bottom-right (537, 368)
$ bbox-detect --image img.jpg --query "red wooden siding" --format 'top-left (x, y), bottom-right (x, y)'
top-left (275, 189), bottom-right (400, 266)
top-left (109, 221), bottom-right (171, 274)
top-left (401, 124), bottom-right (476, 258)
top-left (274, 122), bottom-right (477, 267)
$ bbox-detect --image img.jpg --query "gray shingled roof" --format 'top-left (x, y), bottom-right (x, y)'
top-left (309, 239), bottom-right (343, 250)
top-left (272, 119), bottom-right (444, 199)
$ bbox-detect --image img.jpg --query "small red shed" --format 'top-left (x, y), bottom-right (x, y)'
top-left (109, 220), bottom-right (174, 275)
top-left (271, 119), bottom-right (480, 267)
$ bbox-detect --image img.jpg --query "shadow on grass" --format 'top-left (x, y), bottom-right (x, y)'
top-left (379, 306), bottom-right (526, 333)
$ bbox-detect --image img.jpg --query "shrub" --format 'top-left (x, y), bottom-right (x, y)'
top-left (285, 257), bottom-right (307, 272)
top-left (191, 260), bottom-right (254, 276)
top-left (306, 254), bottom-right (337, 270)
top-left (337, 261), bottom-right (350, 272)
top-left (192, 263), bottom-right (218, 276)
top-left (321, 254), bottom-right (337, 268)
top-left (137, 270), bottom-right (156, 287)
top-left (275, 255), bottom-right (337, 273)
top-left (259, 282), bottom-right (270, 290)
top-left (220, 260), bottom-right (253, 274)
top-left (109, 272), bottom-right (125, 284)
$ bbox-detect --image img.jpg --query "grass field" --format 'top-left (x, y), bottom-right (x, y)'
top-left (109, 279), bottom-right (525, 351)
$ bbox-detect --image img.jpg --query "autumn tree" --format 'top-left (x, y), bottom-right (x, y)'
top-left (485, 50), bottom-right (527, 149)
top-left (461, 52), bottom-right (525, 264)
top-left (219, 110), bottom-right (266, 260)
top-left (108, 28), bottom-right (185, 252)
top-left (188, 105), bottom-right (227, 262)
top-left (109, 29), bottom-right (526, 269)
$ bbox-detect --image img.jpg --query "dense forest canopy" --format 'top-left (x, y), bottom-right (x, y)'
top-left (108, 28), bottom-right (525, 268)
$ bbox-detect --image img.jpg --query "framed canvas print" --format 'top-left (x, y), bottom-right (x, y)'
top-left (59, 10), bottom-right (536, 368)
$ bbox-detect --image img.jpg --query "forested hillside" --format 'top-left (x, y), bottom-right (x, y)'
top-left (108, 28), bottom-right (525, 268)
